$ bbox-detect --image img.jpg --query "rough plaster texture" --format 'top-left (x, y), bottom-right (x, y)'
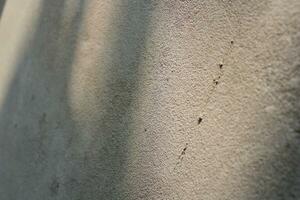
top-left (0, 0), bottom-right (299, 199)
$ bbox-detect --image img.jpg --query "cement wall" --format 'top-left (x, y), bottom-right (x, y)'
top-left (0, 0), bottom-right (299, 199)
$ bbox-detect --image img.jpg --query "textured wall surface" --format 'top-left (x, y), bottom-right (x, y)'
top-left (0, 0), bottom-right (299, 199)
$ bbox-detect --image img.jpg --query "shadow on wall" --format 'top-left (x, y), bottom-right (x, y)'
top-left (0, 0), bottom-right (6, 18)
top-left (67, 1), bottom-right (154, 199)
top-left (252, 70), bottom-right (300, 199)
top-left (249, 91), bottom-right (300, 200)
top-left (0, 0), bottom-right (85, 199)
top-left (247, 47), bottom-right (300, 199)
top-left (0, 0), bottom-right (154, 199)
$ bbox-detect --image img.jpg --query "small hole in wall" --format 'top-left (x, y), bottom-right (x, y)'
top-left (213, 79), bottom-right (219, 85)
top-left (182, 147), bottom-right (187, 154)
top-left (180, 143), bottom-right (188, 156)
top-left (198, 117), bottom-right (203, 124)
top-left (219, 64), bottom-right (223, 69)
top-left (230, 40), bottom-right (234, 45)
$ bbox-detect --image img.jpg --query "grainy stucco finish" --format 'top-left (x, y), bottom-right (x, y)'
top-left (0, 0), bottom-right (299, 199)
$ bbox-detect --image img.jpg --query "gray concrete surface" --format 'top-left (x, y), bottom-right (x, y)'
top-left (0, 0), bottom-right (299, 199)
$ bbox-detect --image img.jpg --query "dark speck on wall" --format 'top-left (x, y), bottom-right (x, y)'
top-left (39, 113), bottom-right (47, 127)
top-left (50, 178), bottom-right (60, 196)
top-left (198, 117), bottom-right (203, 124)
top-left (213, 79), bottom-right (219, 85)
top-left (31, 94), bottom-right (36, 101)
